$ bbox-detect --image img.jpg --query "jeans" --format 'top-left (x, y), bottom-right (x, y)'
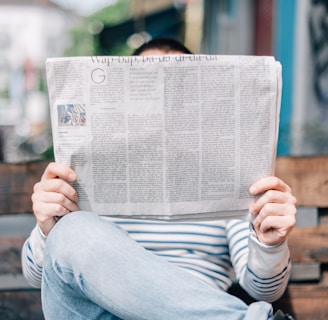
top-left (42, 211), bottom-right (274, 320)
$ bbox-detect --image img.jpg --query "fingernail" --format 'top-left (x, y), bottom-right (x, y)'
top-left (249, 185), bottom-right (257, 194)
top-left (69, 173), bottom-right (76, 180)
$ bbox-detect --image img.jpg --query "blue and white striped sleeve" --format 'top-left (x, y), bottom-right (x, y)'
top-left (226, 220), bottom-right (291, 303)
top-left (21, 224), bottom-right (46, 288)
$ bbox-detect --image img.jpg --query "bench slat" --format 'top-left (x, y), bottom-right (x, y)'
top-left (0, 161), bottom-right (49, 214)
top-left (288, 226), bottom-right (328, 263)
top-left (0, 157), bottom-right (327, 320)
top-left (275, 156), bottom-right (328, 207)
top-left (0, 274), bottom-right (34, 291)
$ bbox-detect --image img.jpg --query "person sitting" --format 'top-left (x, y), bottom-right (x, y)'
top-left (22, 38), bottom-right (296, 320)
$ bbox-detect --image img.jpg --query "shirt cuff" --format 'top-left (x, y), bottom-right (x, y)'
top-left (248, 230), bottom-right (290, 277)
top-left (29, 224), bottom-right (47, 267)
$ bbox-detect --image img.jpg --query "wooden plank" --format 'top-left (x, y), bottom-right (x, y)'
top-left (0, 156), bottom-right (327, 213)
top-left (295, 206), bottom-right (318, 227)
top-left (275, 156), bottom-right (328, 207)
top-left (0, 291), bottom-right (43, 320)
top-left (290, 263), bottom-right (320, 282)
top-left (0, 238), bottom-right (25, 273)
top-left (288, 226), bottom-right (328, 263)
top-left (0, 274), bottom-right (34, 291)
top-left (0, 160), bottom-right (49, 214)
top-left (0, 237), bottom-right (34, 291)
top-left (273, 284), bottom-right (328, 320)
top-left (230, 282), bottom-right (328, 320)
top-left (0, 214), bottom-right (36, 237)
top-left (0, 157), bottom-right (327, 320)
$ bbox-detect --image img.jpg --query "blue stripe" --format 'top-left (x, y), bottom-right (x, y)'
top-left (252, 272), bottom-right (288, 288)
top-left (231, 243), bottom-right (248, 262)
top-left (248, 280), bottom-right (281, 292)
top-left (229, 225), bottom-right (249, 238)
top-left (159, 253), bottom-right (231, 268)
top-left (247, 261), bottom-right (290, 281)
top-left (27, 240), bottom-right (33, 253)
top-left (27, 255), bottom-right (34, 264)
top-left (127, 230), bottom-right (227, 238)
top-left (139, 240), bottom-right (227, 247)
top-left (177, 265), bottom-right (232, 287)
top-left (229, 235), bottom-right (248, 252)
top-left (175, 261), bottom-right (230, 276)
top-left (116, 220), bottom-right (226, 230)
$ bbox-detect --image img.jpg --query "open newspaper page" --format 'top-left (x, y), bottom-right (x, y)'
top-left (46, 54), bottom-right (282, 221)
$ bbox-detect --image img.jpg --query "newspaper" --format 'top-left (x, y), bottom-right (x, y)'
top-left (46, 54), bottom-right (282, 221)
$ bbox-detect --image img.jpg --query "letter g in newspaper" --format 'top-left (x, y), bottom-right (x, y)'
top-left (91, 68), bottom-right (106, 84)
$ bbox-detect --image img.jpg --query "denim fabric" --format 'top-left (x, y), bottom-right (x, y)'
top-left (42, 211), bottom-right (273, 320)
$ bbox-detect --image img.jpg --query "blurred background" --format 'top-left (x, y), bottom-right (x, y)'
top-left (0, 0), bottom-right (327, 162)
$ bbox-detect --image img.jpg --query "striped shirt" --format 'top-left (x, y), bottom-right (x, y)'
top-left (22, 217), bottom-right (291, 302)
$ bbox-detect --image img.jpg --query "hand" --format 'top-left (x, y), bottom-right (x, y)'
top-left (32, 162), bottom-right (79, 236)
top-left (249, 176), bottom-right (297, 246)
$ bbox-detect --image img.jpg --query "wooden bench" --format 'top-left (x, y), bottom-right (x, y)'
top-left (230, 156), bottom-right (328, 320)
top-left (0, 161), bottom-right (49, 320)
top-left (1, 157), bottom-right (328, 319)
top-left (274, 156), bottom-right (328, 319)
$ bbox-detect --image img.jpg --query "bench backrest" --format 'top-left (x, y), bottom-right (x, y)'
top-left (0, 156), bottom-right (328, 320)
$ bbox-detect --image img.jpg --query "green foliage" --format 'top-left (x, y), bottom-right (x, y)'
top-left (64, 25), bottom-right (94, 56)
top-left (64, 0), bottom-right (132, 57)
top-left (40, 145), bottom-right (55, 161)
top-left (92, 0), bottom-right (131, 25)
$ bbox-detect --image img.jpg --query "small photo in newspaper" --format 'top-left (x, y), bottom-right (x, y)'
top-left (57, 104), bottom-right (86, 127)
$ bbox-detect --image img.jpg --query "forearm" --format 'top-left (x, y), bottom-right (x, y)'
top-left (21, 224), bottom-right (47, 288)
top-left (240, 233), bottom-right (291, 302)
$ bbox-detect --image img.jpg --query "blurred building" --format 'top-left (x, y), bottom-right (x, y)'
top-left (1, 0), bottom-right (327, 160)
top-left (100, 0), bottom-right (326, 156)
top-left (0, 0), bottom-right (78, 161)
top-left (202, 0), bottom-right (328, 156)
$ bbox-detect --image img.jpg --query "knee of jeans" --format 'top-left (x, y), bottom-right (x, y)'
top-left (45, 211), bottom-right (102, 260)
top-left (45, 211), bottom-right (126, 263)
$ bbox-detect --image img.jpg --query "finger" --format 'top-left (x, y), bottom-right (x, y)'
top-left (253, 203), bottom-right (296, 227)
top-left (33, 201), bottom-right (71, 221)
top-left (253, 203), bottom-right (282, 227)
top-left (252, 212), bottom-right (296, 246)
top-left (258, 215), bottom-right (295, 234)
top-left (250, 189), bottom-right (296, 215)
top-left (250, 176), bottom-right (291, 195)
top-left (34, 190), bottom-right (79, 213)
top-left (41, 162), bottom-right (77, 182)
top-left (33, 201), bottom-right (72, 236)
top-left (34, 179), bottom-right (78, 203)
top-left (253, 224), bottom-right (290, 247)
